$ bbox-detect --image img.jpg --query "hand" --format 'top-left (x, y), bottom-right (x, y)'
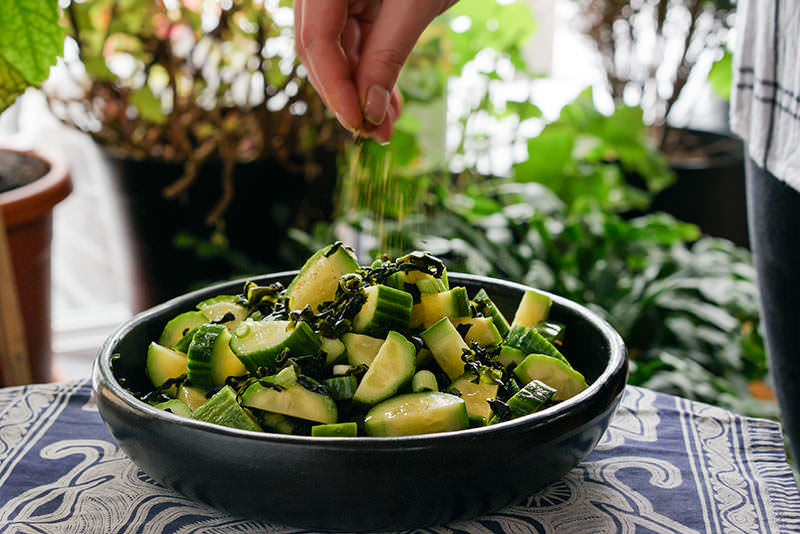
top-left (294, 0), bottom-right (456, 143)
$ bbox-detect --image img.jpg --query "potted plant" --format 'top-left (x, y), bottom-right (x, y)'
top-left (47, 0), bottom-right (349, 310)
top-left (570, 0), bottom-right (747, 246)
top-left (0, 0), bottom-right (70, 383)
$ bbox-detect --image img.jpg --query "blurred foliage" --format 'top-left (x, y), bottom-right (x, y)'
top-left (291, 82), bottom-right (776, 419)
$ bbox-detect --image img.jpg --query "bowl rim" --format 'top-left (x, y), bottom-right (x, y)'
top-left (94, 271), bottom-right (627, 447)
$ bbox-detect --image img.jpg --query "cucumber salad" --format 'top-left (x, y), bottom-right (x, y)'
top-left (136, 242), bottom-right (588, 437)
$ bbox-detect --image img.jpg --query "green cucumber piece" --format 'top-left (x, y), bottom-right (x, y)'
top-left (177, 384), bottom-right (209, 411)
top-left (449, 371), bottom-right (500, 425)
top-left (197, 294), bottom-right (248, 330)
top-left (535, 321), bottom-right (566, 344)
top-left (323, 375), bottom-right (359, 401)
top-left (496, 345), bottom-right (524, 369)
top-left (512, 289), bottom-right (552, 327)
top-left (416, 278), bottom-right (448, 294)
top-left (364, 392), bottom-right (469, 437)
top-left (286, 242), bottom-right (360, 312)
top-left (158, 311), bottom-right (207, 348)
top-left (186, 324), bottom-right (247, 388)
top-left (192, 385), bottom-right (262, 432)
top-left (259, 412), bottom-right (296, 434)
top-left (172, 327), bottom-right (200, 353)
top-left (320, 337), bottom-right (346, 365)
top-left (230, 319), bottom-right (321, 372)
top-left (342, 332), bottom-right (384, 366)
top-left (506, 379), bottom-right (556, 418)
top-left (514, 354), bottom-right (588, 401)
top-left (311, 422), bottom-right (358, 437)
top-left (153, 399), bottom-right (192, 418)
top-left (472, 288), bottom-right (510, 338)
top-left (146, 342), bottom-right (188, 391)
top-left (416, 347), bottom-right (433, 367)
top-left (505, 325), bottom-right (569, 365)
top-left (352, 285), bottom-right (413, 336)
top-left (353, 331), bottom-right (417, 405)
top-left (451, 317), bottom-right (502, 347)
top-left (420, 317), bottom-right (470, 380)
top-left (420, 287), bottom-right (470, 327)
top-left (402, 268), bottom-right (448, 289)
top-left (241, 366), bottom-right (337, 424)
top-left (411, 369), bottom-right (439, 392)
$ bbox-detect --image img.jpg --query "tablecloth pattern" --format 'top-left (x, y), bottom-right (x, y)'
top-left (0, 379), bottom-right (798, 533)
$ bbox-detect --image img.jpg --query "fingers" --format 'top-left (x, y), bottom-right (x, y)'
top-left (365, 86), bottom-right (403, 144)
top-left (355, 0), bottom-right (445, 126)
top-left (295, 0), bottom-right (362, 132)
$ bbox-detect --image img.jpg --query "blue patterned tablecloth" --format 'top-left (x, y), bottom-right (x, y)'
top-left (0, 379), bottom-right (798, 533)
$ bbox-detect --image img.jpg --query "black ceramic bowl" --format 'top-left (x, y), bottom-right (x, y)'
top-left (93, 272), bottom-right (627, 531)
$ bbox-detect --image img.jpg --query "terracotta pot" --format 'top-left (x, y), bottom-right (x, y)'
top-left (0, 148), bottom-right (71, 384)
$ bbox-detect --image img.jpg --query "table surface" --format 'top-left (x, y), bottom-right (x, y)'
top-left (1, 379), bottom-right (798, 533)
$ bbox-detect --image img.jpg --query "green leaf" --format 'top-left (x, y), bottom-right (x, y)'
top-left (708, 50), bottom-right (732, 100)
top-left (129, 86), bottom-right (165, 124)
top-left (0, 54), bottom-right (28, 111)
top-left (0, 0), bottom-right (64, 85)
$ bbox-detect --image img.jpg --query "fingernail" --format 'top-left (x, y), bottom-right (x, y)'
top-left (335, 112), bottom-right (357, 133)
top-left (364, 85), bottom-right (390, 126)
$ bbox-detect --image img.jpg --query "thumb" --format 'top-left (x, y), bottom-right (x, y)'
top-left (355, 0), bottom-right (443, 126)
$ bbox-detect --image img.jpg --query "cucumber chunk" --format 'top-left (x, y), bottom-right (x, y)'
top-left (514, 354), bottom-right (588, 401)
top-left (420, 317), bottom-right (470, 380)
top-left (186, 324), bottom-right (247, 388)
top-left (472, 288), bottom-right (510, 338)
top-left (146, 342), bottom-right (188, 392)
top-left (535, 321), bottom-right (566, 344)
top-left (412, 370), bottom-right (438, 392)
top-left (197, 295), bottom-right (248, 330)
top-left (364, 392), bottom-right (469, 437)
top-left (158, 311), bottom-right (207, 348)
top-left (505, 324), bottom-right (569, 365)
top-left (342, 332), bottom-right (384, 366)
top-left (230, 319), bottom-right (321, 372)
top-left (512, 289), bottom-right (552, 327)
top-left (353, 331), bottom-right (416, 406)
top-left (286, 242), bottom-right (360, 312)
top-left (241, 366), bottom-right (337, 424)
top-left (153, 399), bottom-right (192, 418)
top-left (451, 317), bottom-right (502, 347)
top-left (496, 345), bottom-right (524, 369)
top-left (352, 285), bottom-right (413, 336)
top-left (416, 278), bottom-right (448, 294)
top-left (193, 385), bottom-right (262, 432)
top-left (323, 375), bottom-right (358, 401)
top-left (177, 384), bottom-right (209, 411)
top-left (420, 287), bottom-right (470, 328)
top-left (449, 371), bottom-right (500, 425)
top-left (259, 412), bottom-right (297, 434)
top-left (320, 337), bottom-right (346, 365)
top-left (506, 379), bottom-right (556, 418)
top-left (311, 422), bottom-right (358, 437)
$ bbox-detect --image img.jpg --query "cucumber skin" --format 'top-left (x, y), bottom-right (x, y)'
top-left (231, 320), bottom-right (321, 372)
top-left (352, 285), bottom-right (413, 337)
top-left (505, 325), bottom-right (569, 365)
top-left (186, 324), bottom-right (227, 389)
top-left (472, 288), bottom-right (511, 338)
top-left (311, 422), bottom-right (358, 437)
top-left (323, 375), bottom-right (359, 401)
top-left (192, 386), bottom-right (262, 432)
top-left (506, 380), bottom-right (556, 418)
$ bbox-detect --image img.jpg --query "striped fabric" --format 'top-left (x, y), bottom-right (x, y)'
top-left (0, 380), bottom-right (798, 533)
top-left (731, 0), bottom-right (800, 192)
